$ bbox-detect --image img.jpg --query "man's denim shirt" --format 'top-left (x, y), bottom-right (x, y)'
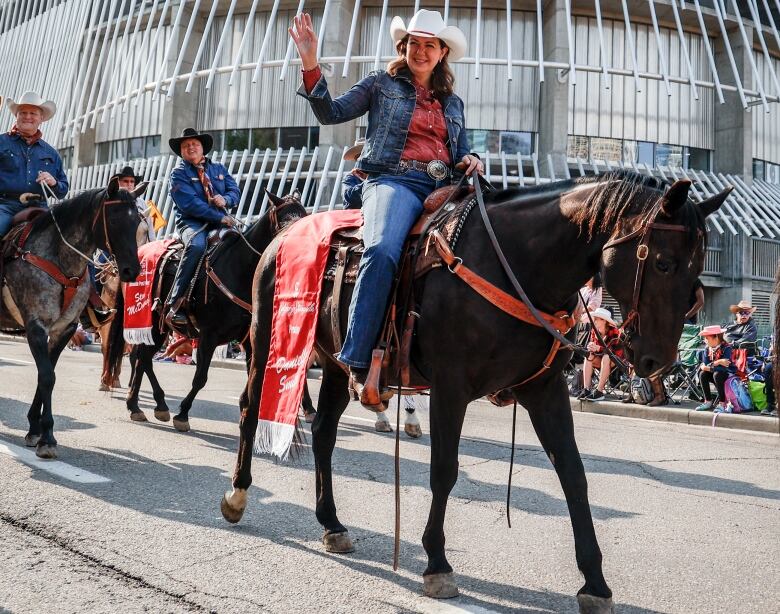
top-left (297, 69), bottom-right (470, 176)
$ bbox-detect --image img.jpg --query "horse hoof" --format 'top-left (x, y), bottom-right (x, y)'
top-left (154, 410), bottom-right (171, 422)
top-left (577, 594), bottom-right (615, 614)
top-left (220, 490), bottom-right (246, 524)
top-left (129, 411), bottom-right (148, 422)
top-left (98, 383), bottom-right (110, 392)
top-left (172, 417), bottom-right (190, 432)
top-left (404, 423), bottom-right (422, 438)
top-left (322, 531), bottom-right (354, 553)
top-left (375, 419), bottom-right (393, 433)
top-left (423, 572), bottom-right (459, 599)
top-left (24, 434), bottom-right (41, 447)
top-left (304, 411), bottom-right (316, 424)
top-left (35, 444), bottom-right (57, 460)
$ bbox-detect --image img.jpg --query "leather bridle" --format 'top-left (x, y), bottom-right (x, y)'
top-left (91, 195), bottom-right (133, 258)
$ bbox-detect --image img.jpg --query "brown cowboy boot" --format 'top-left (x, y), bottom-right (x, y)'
top-left (647, 377), bottom-right (668, 406)
top-left (164, 297), bottom-right (188, 329)
top-left (349, 351), bottom-right (392, 411)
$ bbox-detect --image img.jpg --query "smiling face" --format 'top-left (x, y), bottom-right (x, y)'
top-left (404, 35), bottom-right (447, 83)
top-left (180, 138), bottom-right (204, 164)
top-left (15, 105), bottom-right (43, 136)
top-left (118, 177), bottom-right (136, 191)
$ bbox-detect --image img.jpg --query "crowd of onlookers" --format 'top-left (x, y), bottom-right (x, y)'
top-left (570, 274), bottom-right (777, 417)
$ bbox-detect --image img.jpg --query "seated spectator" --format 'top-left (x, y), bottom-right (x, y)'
top-left (723, 300), bottom-right (758, 352)
top-left (68, 323), bottom-right (93, 351)
top-left (761, 342), bottom-right (777, 417)
top-left (569, 273), bottom-right (602, 377)
top-left (696, 325), bottom-right (735, 412)
top-left (578, 307), bottom-right (623, 402)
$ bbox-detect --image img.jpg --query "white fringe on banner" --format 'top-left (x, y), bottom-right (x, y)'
top-left (254, 419), bottom-right (296, 461)
top-left (124, 327), bottom-right (155, 345)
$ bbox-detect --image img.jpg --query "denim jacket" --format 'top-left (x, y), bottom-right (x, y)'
top-left (297, 69), bottom-right (470, 175)
top-left (169, 158), bottom-right (240, 231)
top-left (0, 132), bottom-right (68, 201)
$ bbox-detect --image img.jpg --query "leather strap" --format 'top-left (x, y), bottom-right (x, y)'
top-left (206, 264), bottom-right (251, 312)
top-left (430, 230), bottom-right (574, 334)
top-left (21, 252), bottom-right (87, 313)
top-left (331, 246), bottom-right (349, 354)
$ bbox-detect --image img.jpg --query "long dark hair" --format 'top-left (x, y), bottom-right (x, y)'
top-left (387, 35), bottom-right (455, 98)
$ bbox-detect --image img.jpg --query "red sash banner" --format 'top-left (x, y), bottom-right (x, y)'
top-left (255, 209), bottom-right (363, 460)
top-left (122, 239), bottom-right (175, 345)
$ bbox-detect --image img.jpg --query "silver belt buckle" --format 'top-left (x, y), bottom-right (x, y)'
top-left (426, 159), bottom-right (448, 181)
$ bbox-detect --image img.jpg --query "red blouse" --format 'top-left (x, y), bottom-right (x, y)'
top-left (301, 67), bottom-right (451, 164)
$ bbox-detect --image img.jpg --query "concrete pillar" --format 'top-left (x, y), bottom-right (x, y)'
top-left (537, 0), bottom-right (570, 177)
top-left (159, 7), bottom-right (203, 150)
top-left (713, 25), bottom-right (753, 181)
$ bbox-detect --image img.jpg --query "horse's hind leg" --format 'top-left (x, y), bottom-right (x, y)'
top-left (521, 376), bottom-right (613, 613)
top-left (174, 333), bottom-right (217, 431)
top-left (312, 363), bottom-right (352, 552)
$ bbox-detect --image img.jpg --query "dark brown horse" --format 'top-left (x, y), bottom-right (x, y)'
top-left (221, 171), bottom-right (729, 612)
top-left (1, 179), bottom-right (143, 458)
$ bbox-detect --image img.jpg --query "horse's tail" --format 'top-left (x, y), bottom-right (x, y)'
top-left (105, 286), bottom-right (126, 385)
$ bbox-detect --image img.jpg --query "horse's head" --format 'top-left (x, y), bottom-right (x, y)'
top-left (96, 177), bottom-right (145, 282)
top-left (597, 174), bottom-right (731, 376)
top-left (264, 189), bottom-right (308, 233)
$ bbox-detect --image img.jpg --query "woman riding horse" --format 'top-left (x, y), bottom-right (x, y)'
top-left (290, 9), bottom-right (483, 407)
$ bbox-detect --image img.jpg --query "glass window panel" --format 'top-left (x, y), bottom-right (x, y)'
top-left (567, 135), bottom-right (588, 159)
top-left (622, 140), bottom-right (637, 163)
top-left (655, 143), bottom-right (683, 168)
top-left (279, 127), bottom-right (308, 149)
top-left (590, 137), bottom-right (622, 162)
top-left (252, 128), bottom-right (277, 150)
top-left (308, 126), bottom-right (320, 148)
top-left (467, 129), bottom-right (489, 153)
top-left (128, 137), bottom-right (144, 160)
top-left (499, 131), bottom-right (532, 155)
top-left (110, 140), bottom-right (127, 163)
top-left (225, 129), bottom-right (250, 151)
top-left (636, 141), bottom-right (654, 166)
top-left (767, 163), bottom-right (780, 184)
top-left (144, 135), bottom-right (160, 157)
top-left (753, 159), bottom-right (766, 181)
top-left (686, 147), bottom-right (710, 171)
top-left (96, 142), bottom-right (110, 165)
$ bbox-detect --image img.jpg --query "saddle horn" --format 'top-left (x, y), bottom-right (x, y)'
top-left (698, 186), bottom-right (733, 217)
top-left (659, 179), bottom-right (691, 217)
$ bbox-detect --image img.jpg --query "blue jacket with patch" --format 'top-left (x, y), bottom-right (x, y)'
top-left (0, 132), bottom-right (68, 200)
top-left (169, 158), bottom-right (240, 231)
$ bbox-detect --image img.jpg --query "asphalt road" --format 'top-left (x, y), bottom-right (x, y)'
top-left (0, 339), bottom-right (778, 614)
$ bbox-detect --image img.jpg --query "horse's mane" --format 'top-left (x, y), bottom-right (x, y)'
top-left (570, 169), bottom-right (705, 244)
top-left (30, 188), bottom-right (106, 233)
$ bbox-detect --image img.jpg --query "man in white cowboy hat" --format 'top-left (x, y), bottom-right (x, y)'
top-left (0, 91), bottom-right (68, 237)
top-left (723, 299), bottom-right (758, 349)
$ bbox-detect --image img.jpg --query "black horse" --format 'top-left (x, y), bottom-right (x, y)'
top-left (221, 171), bottom-right (730, 612)
top-left (104, 192), bottom-right (310, 432)
top-left (1, 179), bottom-right (143, 458)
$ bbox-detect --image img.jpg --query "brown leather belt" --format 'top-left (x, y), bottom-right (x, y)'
top-left (399, 159), bottom-right (450, 180)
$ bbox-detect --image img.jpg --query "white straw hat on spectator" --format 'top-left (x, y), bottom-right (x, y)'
top-left (590, 307), bottom-right (617, 327)
top-left (7, 91), bottom-right (56, 122)
top-left (389, 9), bottom-right (467, 62)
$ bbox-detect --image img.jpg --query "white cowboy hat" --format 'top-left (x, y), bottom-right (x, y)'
top-left (7, 91), bottom-right (56, 122)
top-left (590, 307), bottom-right (617, 327)
top-left (389, 9), bottom-right (467, 62)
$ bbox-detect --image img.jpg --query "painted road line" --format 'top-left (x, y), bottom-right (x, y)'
top-left (0, 440), bottom-right (112, 484)
top-left (0, 356), bottom-right (33, 365)
top-left (415, 599), bottom-right (501, 614)
top-left (341, 414), bottom-right (378, 425)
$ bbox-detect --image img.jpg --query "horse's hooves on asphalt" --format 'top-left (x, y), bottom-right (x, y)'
top-left (577, 594), bottom-right (615, 614)
top-left (220, 493), bottom-right (245, 524)
top-left (172, 417), bottom-right (190, 432)
top-left (374, 418), bottom-right (393, 433)
top-left (304, 411), bottom-right (316, 424)
top-left (322, 531), bottom-right (355, 553)
top-left (129, 411), bottom-right (148, 422)
top-left (423, 572), bottom-right (459, 599)
top-left (98, 383), bottom-right (110, 392)
top-left (24, 433), bottom-right (41, 447)
top-left (404, 423), bottom-right (422, 438)
top-left (154, 410), bottom-right (171, 422)
top-left (35, 444), bottom-right (57, 460)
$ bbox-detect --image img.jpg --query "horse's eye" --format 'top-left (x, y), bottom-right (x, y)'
top-left (655, 257), bottom-right (671, 274)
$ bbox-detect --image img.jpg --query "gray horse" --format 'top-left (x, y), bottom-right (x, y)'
top-left (1, 178), bottom-right (143, 458)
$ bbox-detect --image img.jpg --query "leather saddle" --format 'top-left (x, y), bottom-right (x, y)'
top-left (324, 183), bottom-right (477, 393)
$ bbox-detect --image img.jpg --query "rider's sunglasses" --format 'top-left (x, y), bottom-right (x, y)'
top-left (738, 310), bottom-right (752, 316)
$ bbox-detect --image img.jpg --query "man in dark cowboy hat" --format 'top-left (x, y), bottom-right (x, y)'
top-left (109, 165), bottom-right (156, 241)
top-left (165, 128), bottom-right (240, 327)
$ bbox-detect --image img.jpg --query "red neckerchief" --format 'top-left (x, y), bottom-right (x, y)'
top-left (194, 158), bottom-right (215, 202)
top-left (8, 124), bottom-right (42, 145)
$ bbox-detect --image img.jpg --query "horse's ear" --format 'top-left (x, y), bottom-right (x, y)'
top-left (107, 176), bottom-right (120, 198)
top-left (132, 181), bottom-right (149, 198)
top-left (264, 189), bottom-right (285, 208)
top-left (291, 189), bottom-right (301, 202)
top-left (699, 186), bottom-right (733, 217)
top-left (659, 180), bottom-right (691, 217)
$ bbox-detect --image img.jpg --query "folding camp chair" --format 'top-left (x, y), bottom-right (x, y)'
top-left (665, 323), bottom-right (704, 403)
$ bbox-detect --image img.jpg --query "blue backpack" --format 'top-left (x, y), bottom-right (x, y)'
top-left (723, 376), bottom-right (754, 413)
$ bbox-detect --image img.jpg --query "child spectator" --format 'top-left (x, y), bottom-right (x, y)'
top-left (578, 308), bottom-right (622, 402)
top-left (696, 325), bottom-right (735, 412)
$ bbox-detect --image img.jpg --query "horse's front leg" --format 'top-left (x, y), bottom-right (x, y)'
top-left (311, 364), bottom-right (351, 552)
top-left (520, 375), bottom-right (613, 614)
top-left (422, 386), bottom-right (468, 599)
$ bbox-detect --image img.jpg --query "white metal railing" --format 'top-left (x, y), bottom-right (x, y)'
top-left (62, 147), bottom-right (780, 244)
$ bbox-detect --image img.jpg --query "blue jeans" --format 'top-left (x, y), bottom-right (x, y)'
top-left (170, 224), bottom-right (211, 302)
top-left (337, 170), bottom-right (445, 369)
top-left (0, 199), bottom-right (28, 237)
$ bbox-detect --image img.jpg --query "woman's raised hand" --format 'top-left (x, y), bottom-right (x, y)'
top-left (289, 13), bottom-right (319, 71)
